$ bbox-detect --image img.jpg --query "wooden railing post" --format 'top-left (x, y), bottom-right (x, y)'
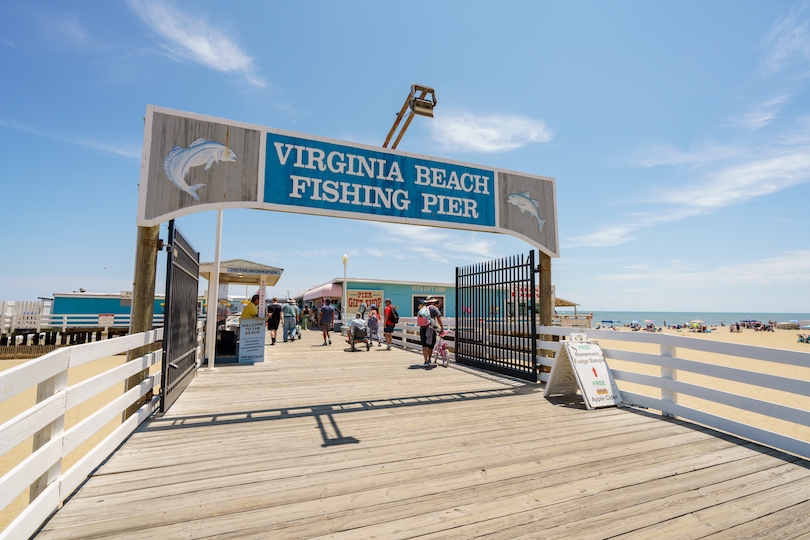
top-left (29, 368), bottom-right (69, 502)
top-left (660, 344), bottom-right (677, 418)
top-left (537, 251), bottom-right (555, 357)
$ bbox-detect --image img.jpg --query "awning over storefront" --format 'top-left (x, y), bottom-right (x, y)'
top-left (303, 282), bottom-right (343, 301)
top-left (199, 259), bottom-right (283, 286)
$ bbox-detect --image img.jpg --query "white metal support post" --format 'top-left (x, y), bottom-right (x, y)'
top-left (342, 254), bottom-right (348, 327)
top-left (204, 209), bottom-right (223, 371)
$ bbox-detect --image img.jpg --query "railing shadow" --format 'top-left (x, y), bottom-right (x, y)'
top-left (140, 386), bottom-right (527, 432)
top-left (139, 385), bottom-right (532, 447)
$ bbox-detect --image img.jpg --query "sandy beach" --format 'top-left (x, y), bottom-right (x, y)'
top-left (2, 327), bottom-right (808, 530)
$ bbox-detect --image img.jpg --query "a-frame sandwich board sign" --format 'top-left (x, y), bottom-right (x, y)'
top-left (544, 333), bottom-right (622, 410)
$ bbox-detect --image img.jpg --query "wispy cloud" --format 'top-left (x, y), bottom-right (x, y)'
top-left (368, 222), bottom-right (497, 262)
top-left (571, 131), bottom-right (810, 248)
top-left (633, 142), bottom-right (744, 168)
top-left (127, 0), bottom-right (265, 87)
top-left (0, 119), bottom-right (141, 160)
top-left (565, 226), bottom-right (638, 249)
top-left (41, 12), bottom-right (90, 48)
top-left (431, 109), bottom-right (553, 152)
top-left (728, 94), bottom-right (792, 131)
top-left (760, 4), bottom-right (810, 75)
top-left (600, 250), bottom-right (810, 287)
top-left (660, 148), bottom-right (810, 210)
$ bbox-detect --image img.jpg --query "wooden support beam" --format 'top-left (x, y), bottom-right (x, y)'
top-left (124, 224), bottom-right (160, 419)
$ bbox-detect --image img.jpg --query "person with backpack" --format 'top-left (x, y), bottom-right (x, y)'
top-left (417, 296), bottom-right (443, 368)
top-left (383, 298), bottom-right (399, 350)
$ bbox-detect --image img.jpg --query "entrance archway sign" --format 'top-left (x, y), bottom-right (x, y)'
top-left (137, 106), bottom-right (559, 257)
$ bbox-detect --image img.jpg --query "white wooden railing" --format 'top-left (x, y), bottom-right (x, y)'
top-left (1, 313), bottom-right (166, 334)
top-left (392, 320), bottom-right (810, 460)
top-left (0, 324), bottom-right (207, 539)
top-left (538, 327), bottom-right (810, 460)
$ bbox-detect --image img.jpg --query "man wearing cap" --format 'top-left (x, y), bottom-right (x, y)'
top-left (418, 296), bottom-right (443, 368)
top-left (282, 298), bottom-right (299, 342)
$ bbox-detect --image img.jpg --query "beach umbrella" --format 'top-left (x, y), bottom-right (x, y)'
top-left (689, 319), bottom-right (704, 325)
top-left (644, 319), bottom-right (653, 324)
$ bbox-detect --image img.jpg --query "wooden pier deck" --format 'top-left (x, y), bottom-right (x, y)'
top-left (36, 331), bottom-right (810, 539)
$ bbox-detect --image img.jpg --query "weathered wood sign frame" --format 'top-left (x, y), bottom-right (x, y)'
top-left (137, 105), bottom-right (559, 257)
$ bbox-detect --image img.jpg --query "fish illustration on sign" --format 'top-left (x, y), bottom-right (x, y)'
top-left (507, 192), bottom-right (546, 232)
top-left (163, 138), bottom-right (238, 200)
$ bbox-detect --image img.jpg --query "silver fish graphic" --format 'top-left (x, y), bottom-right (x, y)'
top-left (163, 138), bottom-right (238, 200)
top-left (507, 192), bottom-right (546, 232)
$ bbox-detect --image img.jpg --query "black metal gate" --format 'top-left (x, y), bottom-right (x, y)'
top-left (161, 221), bottom-right (200, 412)
top-left (455, 251), bottom-right (538, 382)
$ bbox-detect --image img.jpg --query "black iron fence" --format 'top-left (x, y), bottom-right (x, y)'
top-left (455, 251), bottom-right (538, 382)
top-left (161, 221), bottom-right (200, 412)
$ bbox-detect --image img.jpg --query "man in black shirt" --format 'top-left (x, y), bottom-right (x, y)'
top-left (267, 297), bottom-right (283, 345)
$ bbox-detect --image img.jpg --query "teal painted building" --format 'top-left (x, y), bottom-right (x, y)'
top-left (52, 293), bottom-right (166, 316)
top-left (298, 278), bottom-right (455, 318)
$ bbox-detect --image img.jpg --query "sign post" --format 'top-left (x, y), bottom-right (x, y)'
top-left (545, 333), bottom-right (622, 409)
top-left (258, 277), bottom-right (266, 319)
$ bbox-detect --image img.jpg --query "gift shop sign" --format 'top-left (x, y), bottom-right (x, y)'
top-left (346, 290), bottom-right (383, 316)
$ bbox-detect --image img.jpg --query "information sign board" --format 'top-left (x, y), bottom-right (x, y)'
top-left (545, 334), bottom-right (622, 409)
top-left (238, 318), bottom-right (265, 363)
top-left (98, 314), bottom-right (115, 327)
top-left (137, 106), bottom-right (559, 257)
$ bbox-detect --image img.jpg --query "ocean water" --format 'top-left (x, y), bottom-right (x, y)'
top-left (556, 311), bottom-right (810, 328)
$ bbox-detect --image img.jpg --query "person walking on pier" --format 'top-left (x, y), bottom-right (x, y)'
top-left (267, 297), bottom-right (282, 346)
top-left (319, 298), bottom-right (335, 346)
top-left (301, 306), bottom-right (310, 331)
top-left (418, 296), bottom-right (443, 368)
top-left (282, 299), bottom-right (299, 342)
top-left (367, 304), bottom-right (382, 346)
top-left (383, 298), bottom-right (397, 350)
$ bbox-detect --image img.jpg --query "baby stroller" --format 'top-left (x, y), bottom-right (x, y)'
top-left (347, 321), bottom-right (371, 351)
top-left (432, 329), bottom-right (453, 367)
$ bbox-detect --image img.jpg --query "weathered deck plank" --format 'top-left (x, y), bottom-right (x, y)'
top-left (35, 333), bottom-right (810, 539)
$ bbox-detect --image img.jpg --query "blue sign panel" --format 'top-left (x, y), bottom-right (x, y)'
top-left (264, 133), bottom-right (496, 227)
top-left (140, 106), bottom-right (558, 257)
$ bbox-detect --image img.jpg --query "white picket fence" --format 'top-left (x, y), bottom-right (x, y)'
top-left (392, 319), bottom-right (810, 460)
top-left (0, 322), bottom-right (205, 539)
top-left (1, 307), bottom-right (165, 334)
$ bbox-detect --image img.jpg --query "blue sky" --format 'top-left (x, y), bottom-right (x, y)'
top-left (1, 1), bottom-right (809, 312)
